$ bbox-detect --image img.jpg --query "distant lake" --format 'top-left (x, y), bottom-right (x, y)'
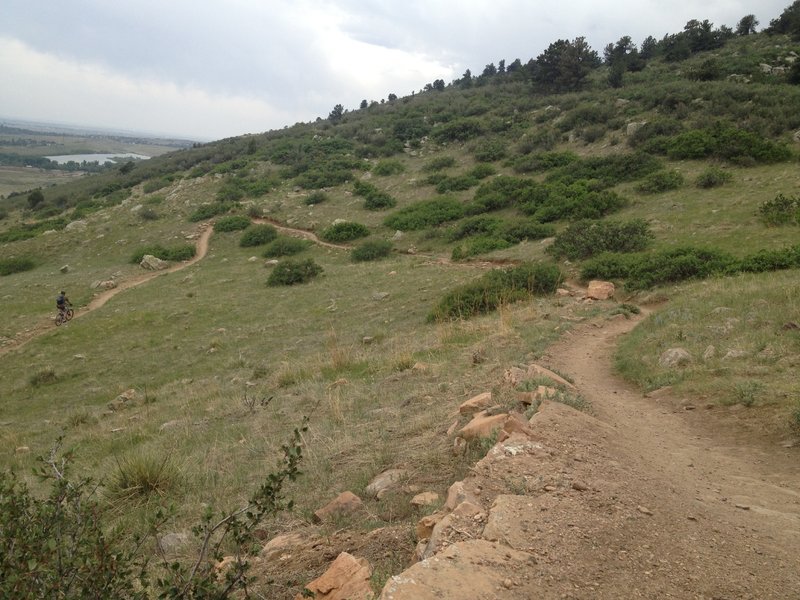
top-left (45, 152), bottom-right (151, 165)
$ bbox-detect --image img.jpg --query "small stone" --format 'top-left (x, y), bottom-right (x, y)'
top-left (15, 446), bottom-right (30, 454)
top-left (637, 505), bottom-right (653, 516)
top-left (502, 578), bottom-right (514, 589)
top-left (572, 481), bottom-right (589, 492)
top-left (544, 485), bottom-right (557, 492)
top-left (735, 504), bottom-right (751, 511)
top-left (411, 492), bottom-right (439, 507)
top-left (60, 265), bottom-right (69, 273)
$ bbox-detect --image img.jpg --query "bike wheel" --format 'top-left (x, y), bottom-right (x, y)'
top-left (55, 313), bottom-right (64, 326)
top-left (65, 308), bottom-right (74, 321)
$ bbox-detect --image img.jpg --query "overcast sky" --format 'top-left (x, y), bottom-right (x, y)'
top-left (0, 0), bottom-right (790, 141)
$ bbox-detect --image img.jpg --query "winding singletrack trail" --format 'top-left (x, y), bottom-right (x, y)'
top-left (0, 225), bottom-right (214, 357)
top-left (382, 312), bottom-right (800, 599)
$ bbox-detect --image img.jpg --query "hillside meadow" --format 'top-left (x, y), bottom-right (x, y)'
top-left (1, 18), bottom-right (800, 597)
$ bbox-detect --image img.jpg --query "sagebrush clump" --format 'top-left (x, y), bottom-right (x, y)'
top-left (267, 258), bottom-right (324, 285)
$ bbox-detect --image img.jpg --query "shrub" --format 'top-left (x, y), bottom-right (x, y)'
top-left (548, 152), bottom-right (662, 187)
top-left (304, 191), bottom-right (328, 205)
top-left (189, 202), bottom-right (231, 222)
top-left (262, 236), bottom-right (311, 257)
top-left (130, 244), bottom-right (195, 264)
top-left (137, 207), bottom-right (159, 221)
top-left (447, 216), bottom-right (502, 241)
top-left (383, 197), bottom-right (465, 231)
top-left (695, 166), bottom-right (733, 188)
top-left (471, 137), bottom-right (508, 162)
top-left (581, 246), bottom-right (737, 289)
top-left (428, 262), bottom-right (562, 321)
top-left (435, 174), bottom-right (478, 193)
top-left (240, 224), bottom-right (279, 247)
top-left (320, 221), bottom-right (370, 242)
top-left (214, 215), bottom-right (252, 232)
top-left (431, 118), bottom-right (485, 143)
top-left (500, 220), bottom-right (556, 243)
top-left (351, 239), bottom-right (393, 262)
top-left (267, 258), bottom-right (323, 285)
top-left (451, 236), bottom-right (512, 260)
top-left (511, 151), bottom-right (578, 174)
top-left (29, 366), bottom-right (58, 387)
top-left (759, 193), bottom-right (800, 226)
top-left (0, 217), bottom-right (67, 242)
top-left (0, 257), bottom-right (35, 276)
top-left (549, 219), bottom-right (653, 260)
top-left (372, 159), bottom-right (405, 176)
top-left (468, 163), bottom-right (496, 179)
top-left (636, 169), bottom-right (684, 194)
top-left (422, 156), bottom-right (456, 172)
top-left (353, 180), bottom-right (397, 210)
top-left (142, 178), bottom-right (170, 193)
top-left (737, 246), bottom-right (800, 272)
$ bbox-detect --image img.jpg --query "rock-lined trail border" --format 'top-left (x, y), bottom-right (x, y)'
top-left (380, 313), bottom-right (800, 599)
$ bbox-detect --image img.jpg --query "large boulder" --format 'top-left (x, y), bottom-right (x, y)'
top-left (365, 469), bottom-right (407, 499)
top-left (457, 412), bottom-right (508, 441)
top-left (458, 392), bottom-right (493, 416)
top-left (140, 255), bottom-right (168, 270)
top-left (659, 348), bottom-right (692, 368)
top-left (587, 280), bottom-right (615, 300)
top-left (313, 491), bottom-right (363, 523)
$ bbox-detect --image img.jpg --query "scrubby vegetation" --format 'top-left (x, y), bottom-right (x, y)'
top-left (351, 239), bottom-right (393, 261)
top-left (429, 262), bottom-right (562, 321)
top-left (320, 221), bottom-right (370, 242)
top-left (240, 224), bottom-right (279, 247)
top-left (130, 244), bottom-right (195, 264)
top-left (549, 219), bottom-right (653, 259)
top-left (262, 236), bottom-right (311, 257)
top-left (759, 193), bottom-right (800, 226)
top-left (267, 258), bottom-right (324, 285)
top-left (0, 256), bottom-right (35, 276)
top-left (213, 215), bottom-right (252, 232)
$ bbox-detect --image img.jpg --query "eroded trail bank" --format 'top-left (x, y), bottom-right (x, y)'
top-left (382, 314), bottom-right (800, 599)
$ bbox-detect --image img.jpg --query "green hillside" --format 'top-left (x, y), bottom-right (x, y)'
top-left (1, 6), bottom-right (799, 597)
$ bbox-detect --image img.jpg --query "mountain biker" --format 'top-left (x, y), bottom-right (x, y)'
top-left (56, 290), bottom-right (70, 314)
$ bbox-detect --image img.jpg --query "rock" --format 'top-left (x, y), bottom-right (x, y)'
top-left (703, 345), bottom-right (716, 360)
top-left (722, 349), bottom-right (748, 361)
top-left (372, 292), bottom-right (390, 301)
top-left (297, 552), bottom-right (373, 600)
top-left (659, 348), bottom-right (692, 368)
top-left (60, 265), bottom-right (69, 273)
top-left (94, 279), bottom-right (117, 290)
top-left (139, 254), bottom-right (168, 270)
top-left (411, 492), bottom-right (439, 508)
top-left (248, 256), bottom-right (259, 262)
top-left (365, 469), bottom-right (408, 499)
top-left (637, 505), bottom-right (654, 516)
top-left (526, 364), bottom-right (577, 391)
top-left (503, 366), bottom-right (528, 387)
top-left (556, 288), bottom-right (574, 297)
top-left (626, 121), bottom-right (647, 136)
top-left (517, 385), bottom-right (557, 405)
top-left (416, 513), bottom-right (442, 540)
top-left (65, 220), bottom-right (87, 231)
top-left (445, 481), bottom-right (479, 511)
top-left (159, 420), bottom-right (182, 432)
top-left (782, 321), bottom-right (799, 330)
top-left (108, 388), bottom-right (138, 411)
top-left (458, 412), bottom-right (508, 441)
top-left (260, 532), bottom-right (306, 561)
top-left (265, 259), bottom-right (279, 266)
top-left (644, 386), bottom-right (673, 399)
top-left (392, 230), bottom-right (404, 241)
top-left (313, 491), bottom-right (363, 523)
top-left (15, 446), bottom-right (30, 454)
top-left (458, 392), bottom-right (493, 416)
top-left (361, 336), bottom-right (374, 344)
top-left (587, 280), bottom-right (615, 300)
top-left (572, 481), bottom-right (589, 492)
top-left (452, 437), bottom-right (467, 455)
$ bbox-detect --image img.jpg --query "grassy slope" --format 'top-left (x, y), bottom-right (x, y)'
top-left (0, 26), bottom-right (799, 595)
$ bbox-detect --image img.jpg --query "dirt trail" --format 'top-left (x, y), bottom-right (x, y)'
top-left (0, 225), bottom-right (213, 357)
top-left (382, 312), bottom-right (800, 599)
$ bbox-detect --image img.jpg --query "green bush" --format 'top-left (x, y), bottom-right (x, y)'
top-left (500, 220), bottom-right (556, 243)
top-left (549, 219), bottom-right (653, 260)
top-left (240, 224), bottom-right (279, 247)
top-left (262, 236), bottom-right (311, 257)
top-left (320, 221), bottom-right (370, 242)
top-left (138, 207), bottom-right (159, 221)
top-left (267, 258), bottom-right (323, 285)
top-left (451, 236), bottom-right (512, 260)
top-left (130, 244), bottom-right (195, 264)
top-left (431, 118), bottom-right (485, 143)
top-left (142, 178), bottom-right (171, 193)
top-left (447, 216), bottom-right (502, 241)
top-left (383, 197), bottom-right (465, 231)
top-left (214, 215), bottom-right (252, 232)
top-left (548, 152), bottom-right (662, 187)
top-left (422, 156), bottom-right (456, 172)
top-left (353, 180), bottom-right (397, 210)
top-left (372, 159), bottom-right (405, 176)
top-left (304, 191), bottom-right (328, 205)
top-left (189, 202), bottom-right (231, 222)
top-left (581, 246), bottom-right (737, 289)
top-left (351, 239), bottom-right (393, 262)
top-left (737, 246), bottom-right (800, 272)
top-left (0, 217), bottom-right (67, 242)
top-left (471, 137), bottom-right (508, 162)
top-left (435, 174), bottom-right (478, 194)
top-left (0, 257), bottom-right (35, 276)
top-left (511, 151), bottom-right (578, 174)
top-left (695, 166), bottom-right (733, 188)
top-left (428, 262), bottom-right (562, 321)
top-left (468, 163), bottom-right (496, 179)
top-left (636, 169), bottom-right (684, 194)
top-left (759, 193), bottom-right (800, 226)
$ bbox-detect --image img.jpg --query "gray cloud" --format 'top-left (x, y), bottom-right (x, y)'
top-left (0, 0), bottom-right (790, 139)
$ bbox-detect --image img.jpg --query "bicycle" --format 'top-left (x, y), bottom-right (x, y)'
top-left (55, 303), bottom-right (74, 326)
